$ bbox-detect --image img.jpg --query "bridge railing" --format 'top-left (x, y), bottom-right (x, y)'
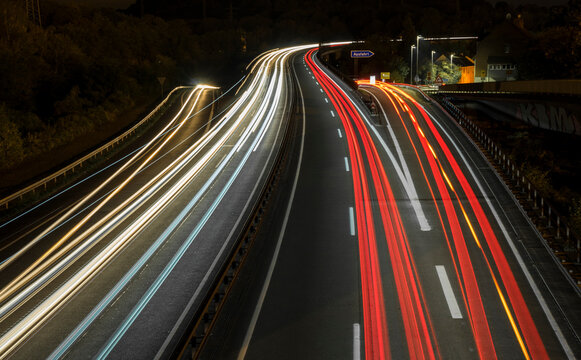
top-left (439, 97), bottom-right (581, 279)
top-left (0, 86), bottom-right (189, 210)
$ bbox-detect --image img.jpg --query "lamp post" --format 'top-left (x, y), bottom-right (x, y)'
top-left (431, 50), bottom-right (436, 67)
top-left (416, 35), bottom-right (422, 83)
top-left (450, 53), bottom-right (454, 67)
top-left (410, 45), bottom-right (415, 84)
top-left (431, 50), bottom-right (436, 83)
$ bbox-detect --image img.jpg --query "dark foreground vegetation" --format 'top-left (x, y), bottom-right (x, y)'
top-left (0, 0), bottom-right (249, 173)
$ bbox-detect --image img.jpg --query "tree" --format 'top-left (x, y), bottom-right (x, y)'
top-left (0, 104), bottom-right (25, 169)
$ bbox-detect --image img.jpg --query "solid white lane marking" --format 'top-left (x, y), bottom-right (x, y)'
top-left (435, 265), bottom-right (463, 319)
top-left (325, 98), bottom-right (329, 103)
top-left (330, 110), bottom-right (335, 117)
top-left (353, 323), bottom-right (361, 360)
top-left (344, 157), bottom-right (350, 172)
top-left (357, 88), bottom-right (431, 231)
top-left (349, 207), bottom-right (355, 236)
top-left (337, 129), bottom-right (343, 138)
top-left (237, 62), bottom-right (309, 360)
top-left (215, 154), bottom-right (227, 168)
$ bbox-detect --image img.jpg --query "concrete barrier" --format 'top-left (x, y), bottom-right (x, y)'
top-left (454, 97), bottom-right (581, 135)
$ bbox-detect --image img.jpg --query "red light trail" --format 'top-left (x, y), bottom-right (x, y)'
top-left (307, 50), bottom-right (439, 360)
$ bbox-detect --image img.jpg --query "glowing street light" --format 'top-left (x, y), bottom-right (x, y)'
top-left (450, 53), bottom-right (455, 67)
top-left (410, 45), bottom-right (415, 84)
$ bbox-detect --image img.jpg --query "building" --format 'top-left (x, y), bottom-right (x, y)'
top-left (474, 15), bottom-right (531, 82)
top-left (458, 56), bottom-right (475, 84)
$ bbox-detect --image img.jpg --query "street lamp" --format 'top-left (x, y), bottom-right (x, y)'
top-left (410, 45), bottom-right (415, 84)
top-left (450, 53), bottom-right (454, 67)
top-left (431, 50), bottom-right (436, 67)
top-left (431, 50), bottom-right (436, 83)
top-left (416, 35), bottom-right (422, 83)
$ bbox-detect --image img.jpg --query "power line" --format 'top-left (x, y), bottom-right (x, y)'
top-left (25, 0), bottom-right (42, 26)
top-left (423, 36), bottom-right (478, 41)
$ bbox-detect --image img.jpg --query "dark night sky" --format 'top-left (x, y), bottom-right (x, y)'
top-left (54, 0), bottom-right (569, 9)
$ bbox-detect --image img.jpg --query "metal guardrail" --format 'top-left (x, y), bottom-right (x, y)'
top-left (439, 97), bottom-right (581, 275)
top-left (0, 86), bottom-right (189, 210)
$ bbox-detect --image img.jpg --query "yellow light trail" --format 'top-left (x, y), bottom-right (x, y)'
top-left (386, 83), bottom-right (532, 360)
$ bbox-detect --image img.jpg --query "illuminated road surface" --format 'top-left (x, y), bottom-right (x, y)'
top-left (201, 48), bottom-right (581, 359)
top-left (0, 45), bottom-right (316, 359)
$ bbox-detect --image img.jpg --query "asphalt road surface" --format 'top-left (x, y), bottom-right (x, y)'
top-left (201, 48), bottom-right (581, 360)
top-left (1, 44), bottom-right (579, 360)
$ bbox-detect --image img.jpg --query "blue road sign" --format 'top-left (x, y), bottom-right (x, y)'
top-left (350, 50), bottom-right (375, 58)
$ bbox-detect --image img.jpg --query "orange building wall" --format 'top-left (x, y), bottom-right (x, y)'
top-left (459, 66), bottom-right (475, 84)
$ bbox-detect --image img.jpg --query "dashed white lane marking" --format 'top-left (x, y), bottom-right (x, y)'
top-left (337, 129), bottom-right (343, 138)
top-left (344, 157), bottom-right (350, 172)
top-left (435, 265), bottom-right (463, 319)
top-left (353, 323), bottom-right (361, 360)
top-left (330, 110), bottom-right (335, 117)
top-left (349, 207), bottom-right (355, 236)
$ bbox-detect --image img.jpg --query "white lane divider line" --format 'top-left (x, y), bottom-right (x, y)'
top-left (353, 323), bottom-right (361, 360)
top-left (435, 265), bottom-right (463, 319)
top-left (215, 154), bottom-right (227, 168)
top-left (426, 107), bottom-right (575, 358)
top-left (320, 88), bottom-right (324, 93)
top-left (337, 129), bottom-right (343, 138)
top-left (330, 110), bottom-right (335, 117)
top-left (325, 98), bottom-right (329, 103)
top-left (355, 88), bottom-right (431, 232)
top-left (349, 207), bottom-right (355, 236)
top-left (344, 157), bottom-right (350, 172)
top-left (312, 76), bottom-right (315, 80)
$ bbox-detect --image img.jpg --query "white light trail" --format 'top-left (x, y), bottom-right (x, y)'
top-left (0, 43), bottom-right (317, 359)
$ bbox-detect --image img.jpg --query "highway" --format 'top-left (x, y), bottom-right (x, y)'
top-left (201, 48), bottom-right (581, 359)
top-left (0, 44), bottom-right (316, 359)
top-left (1, 44), bottom-right (580, 360)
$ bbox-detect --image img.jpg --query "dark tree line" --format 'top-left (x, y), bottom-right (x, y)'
top-left (0, 0), bottom-right (241, 169)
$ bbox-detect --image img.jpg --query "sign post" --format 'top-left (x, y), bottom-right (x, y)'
top-left (435, 75), bottom-right (443, 86)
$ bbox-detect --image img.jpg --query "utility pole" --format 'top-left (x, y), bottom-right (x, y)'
top-left (25, 0), bottom-right (41, 26)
